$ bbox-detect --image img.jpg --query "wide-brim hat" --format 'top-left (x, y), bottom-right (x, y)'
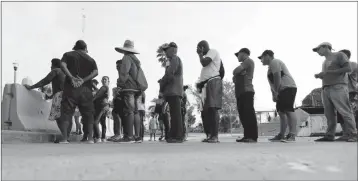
top-left (115, 40), bottom-right (139, 54)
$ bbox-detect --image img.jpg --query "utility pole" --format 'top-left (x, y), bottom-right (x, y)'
top-left (81, 8), bottom-right (86, 39)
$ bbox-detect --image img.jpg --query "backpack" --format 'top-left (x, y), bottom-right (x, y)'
top-left (219, 60), bottom-right (225, 79)
top-left (128, 54), bottom-right (148, 91)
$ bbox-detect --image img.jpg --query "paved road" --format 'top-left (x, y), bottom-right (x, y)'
top-left (2, 134), bottom-right (357, 180)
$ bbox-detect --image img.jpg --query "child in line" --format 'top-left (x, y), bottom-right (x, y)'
top-left (149, 113), bottom-right (159, 141)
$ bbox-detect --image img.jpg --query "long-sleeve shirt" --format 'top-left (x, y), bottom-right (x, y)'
top-left (117, 54), bottom-right (140, 90)
top-left (160, 55), bottom-right (183, 97)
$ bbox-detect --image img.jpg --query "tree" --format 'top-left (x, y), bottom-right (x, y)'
top-left (221, 81), bottom-right (237, 116)
top-left (157, 43), bottom-right (169, 67)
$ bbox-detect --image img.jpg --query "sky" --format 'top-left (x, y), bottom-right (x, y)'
top-left (2, 2), bottom-right (357, 117)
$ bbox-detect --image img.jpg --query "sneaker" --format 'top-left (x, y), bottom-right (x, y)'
top-left (202, 138), bottom-right (209, 142)
top-left (80, 137), bottom-right (88, 142)
top-left (115, 137), bottom-right (135, 143)
top-left (54, 139), bottom-right (69, 144)
top-left (335, 136), bottom-right (349, 142)
top-left (281, 134), bottom-right (296, 142)
top-left (166, 138), bottom-right (184, 143)
top-left (242, 138), bottom-right (257, 143)
top-left (101, 139), bottom-right (107, 143)
top-left (83, 140), bottom-right (94, 144)
top-left (94, 138), bottom-right (102, 143)
top-left (159, 136), bottom-right (164, 141)
top-left (347, 135), bottom-right (357, 142)
top-left (236, 137), bottom-right (247, 142)
top-left (207, 136), bottom-right (219, 143)
top-left (135, 137), bottom-right (142, 143)
top-left (314, 136), bottom-right (335, 142)
top-left (110, 135), bottom-right (122, 142)
top-left (269, 134), bottom-right (284, 142)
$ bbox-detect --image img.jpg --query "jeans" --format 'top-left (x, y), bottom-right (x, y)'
top-left (165, 96), bottom-right (183, 140)
top-left (236, 92), bottom-right (258, 140)
top-left (322, 84), bottom-right (357, 137)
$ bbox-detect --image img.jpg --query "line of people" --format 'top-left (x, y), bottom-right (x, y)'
top-left (26, 39), bottom-right (357, 144)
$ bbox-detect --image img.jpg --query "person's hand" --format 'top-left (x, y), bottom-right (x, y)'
top-left (196, 46), bottom-right (204, 56)
top-left (71, 76), bottom-right (84, 88)
top-left (24, 85), bottom-right (32, 90)
top-left (273, 93), bottom-right (278, 102)
top-left (314, 72), bottom-right (325, 79)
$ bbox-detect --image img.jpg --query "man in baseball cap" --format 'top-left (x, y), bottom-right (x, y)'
top-left (259, 49), bottom-right (298, 142)
top-left (313, 42), bottom-right (357, 142)
top-left (312, 42), bottom-right (333, 52)
top-left (233, 48), bottom-right (258, 143)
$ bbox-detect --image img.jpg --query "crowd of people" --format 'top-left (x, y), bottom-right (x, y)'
top-left (25, 39), bottom-right (357, 144)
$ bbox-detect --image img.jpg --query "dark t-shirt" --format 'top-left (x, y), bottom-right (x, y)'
top-left (94, 85), bottom-right (109, 108)
top-left (61, 50), bottom-right (98, 89)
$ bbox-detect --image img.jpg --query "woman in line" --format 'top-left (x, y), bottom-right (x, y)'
top-left (25, 58), bottom-right (67, 143)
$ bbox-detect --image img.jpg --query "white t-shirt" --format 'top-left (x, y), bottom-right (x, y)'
top-left (199, 49), bottom-right (221, 82)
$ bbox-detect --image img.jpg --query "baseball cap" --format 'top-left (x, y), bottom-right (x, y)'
top-left (234, 48), bottom-right (251, 57)
top-left (258, 50), bottom-right (274, 59)
top-left (162, 42), bottom-right (178, 50)
top-left (72, 40), bottom-right (87, 50)
top-left (312, 42), bottom-right (333, 52)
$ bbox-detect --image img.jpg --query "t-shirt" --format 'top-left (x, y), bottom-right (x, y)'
top-left (267, 59), bottom-right (296, 95)
top-left (348, 61), bottom-right (357, 93)
top-left (321, 52), bottom-right (350, 87)
top-left (233, 57), bottom-right (255, 95)
top-left (61, 50), bottom-right (98, 89)
top-left (199, 49), bottom-right (221, 82)
top-left (93, 85), bottom-right (109, 108)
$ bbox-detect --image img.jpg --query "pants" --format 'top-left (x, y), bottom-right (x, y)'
top-left (202, 107), bottom-right (219, 138)
top-left (120, 92), bottom-right (140, 139)
top-left (201, 111), bottom-right (210, 138)
top-left (165, 96), bottom-right (183, 140)
top-left (236, 92), bottom-right (258, 140)
top-left (112, 111), bottom-right (122, 136)
top-left (139, 110), bottom-right (145, 139)
top-left (93, 105), bottom-right (109, 139)
top-left (322, 84), bottom-right (357, 137)
top-left (182, 108), bottom-right (187, 138)
top-left (60, 84), bottom-right (95, 141)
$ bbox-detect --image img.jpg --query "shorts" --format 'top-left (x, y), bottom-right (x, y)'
top-left (276, 87), bottom-right (297, 112)
top-left (48, 91), bottom-right (63, 121)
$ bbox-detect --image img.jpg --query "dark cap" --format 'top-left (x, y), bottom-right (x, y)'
top-left (235, 48), bottom-right (250, 57)
top-left (162, 42), bottom-right (178, 50)
top-left (258, 50), bottom-right (274, 59)
top-left (72, 40), bottom-right (87, 50)
top-left (92, 79), bottom-right (99, 85)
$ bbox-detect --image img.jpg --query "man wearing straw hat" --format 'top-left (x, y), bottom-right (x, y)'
top-left (115, 40), bottom-right (146, 143)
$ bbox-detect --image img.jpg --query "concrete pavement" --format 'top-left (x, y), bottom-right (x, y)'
top-left (1, 134), bottom-right (357, 180)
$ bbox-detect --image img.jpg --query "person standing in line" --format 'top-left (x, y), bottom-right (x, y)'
top-left (313, 42), bottom-right (357, 142)
top-left (115, 40), bottom-right (147, 143)
top-left (196, 40), bottom-right (223, 143)
top-left (81, 78), bottom-right (100, 141)
top-left (73, 107), bottom-right (82, 135)
top-left (59, 40), bottom-right (98, 144)
top-left (232, 48), bottom-right (258, 143)
top-left (137, 91), bottom-right (146, 141)
top-left (24, 58), bottom-right (66, 143)
top-left (181, 85), bottom-right (189, 141)
top-left (160, 42), bottom-right (184, 143)
top-left (149, 113), bottom-right (159, 141)
top-left (93, 76), bottom-right (110, 143)
top-left (259, 50), bottom-right (298, 142)
top-left (336, 49), bottom-right (358, 138)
